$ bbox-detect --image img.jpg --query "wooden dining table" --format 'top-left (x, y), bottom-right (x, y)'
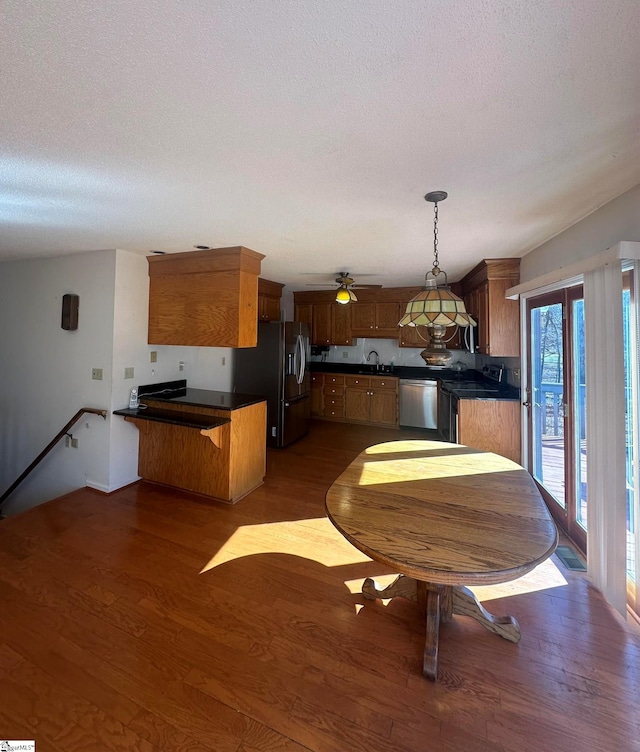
top-left (325, 440), bottom-right (558, 680)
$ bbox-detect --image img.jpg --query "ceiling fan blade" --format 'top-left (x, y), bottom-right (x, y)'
top-left (352, 284), bottom-right (383, 289)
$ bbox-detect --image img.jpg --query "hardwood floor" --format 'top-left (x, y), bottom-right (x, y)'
top-left (1, 420), bottom-right (639, 751)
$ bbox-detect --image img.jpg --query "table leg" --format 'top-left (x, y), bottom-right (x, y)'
top-left (452, 585), bottom-right (521, 643)
top-left (422, 586), bottom-right (441, 681)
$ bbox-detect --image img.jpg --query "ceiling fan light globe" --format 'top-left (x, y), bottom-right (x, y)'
top-left (336, 287), bottom-right (352, 304)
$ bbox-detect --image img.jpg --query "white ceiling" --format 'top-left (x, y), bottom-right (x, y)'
top-left (2, 1), bottom-right (639, 289)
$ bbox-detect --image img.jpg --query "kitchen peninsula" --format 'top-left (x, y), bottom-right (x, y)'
top-left (114, 380), bottom-right (266, 503)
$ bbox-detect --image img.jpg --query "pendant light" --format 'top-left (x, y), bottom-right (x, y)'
top-left (398, 191), bottom-right (476, 367)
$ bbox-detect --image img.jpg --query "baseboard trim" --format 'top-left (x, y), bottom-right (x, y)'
top-left (86, 476), bottom-right (141, 494)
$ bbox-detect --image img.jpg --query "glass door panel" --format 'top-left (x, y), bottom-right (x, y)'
top-left (623, 270), bottom-right (638, 616)
top-left (527, 287), bottom-right (586, 553)
top-left (530, 300), bottom-right (566, 508)
top-left (572, 297), bottom-right (587, 531)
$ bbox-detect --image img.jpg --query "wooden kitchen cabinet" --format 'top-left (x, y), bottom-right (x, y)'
top-left (344, 374), bottom-right (398, 427)
top-left (310, 302), bottom-right (353, 346)
top-left (322, 374), bottom-right (346, 419)
top-left (295, 303), bottom-right (313, 327)
top-left (398, 324), bottom-right (430, 348)
top-left (460, 259), bottom-right (520, 357)
top-left (311, 373), bottom-right (323, 416)
top-left (351, 302), bottom-right (402, 339)
top-left (148, 246), bottom-right (264, 347)
top-left (258, 278), bottom-right (284, 322)
top-left (458, 399), bottom-right (521, 464)
top-left (311, 371), bottom-right (398, 427)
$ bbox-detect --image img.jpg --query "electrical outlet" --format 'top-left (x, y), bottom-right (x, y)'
top-left (150, 351), bottom-right (157, 363)
top-left (71, 438), bottom-right (79, 448)
top-left (124, 367), bottom-right (134, 379)
top-left (179, 361), bottom-right (185, 371)
top-left (513, 368), bottom-right (521, 381)
top-left (342, 351), bottom-right (349, 358)
top-left (221, 356), bottom-right (226, 366)
top-left (92, 368), bottom-right (103, 380)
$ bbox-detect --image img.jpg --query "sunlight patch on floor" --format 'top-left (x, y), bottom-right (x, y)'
top-left (344, 574), bottom-right (397, 607)
top-left (469, 557), bottom-right (568, 601)
top-left (200, 516), bottom-right (371, 574)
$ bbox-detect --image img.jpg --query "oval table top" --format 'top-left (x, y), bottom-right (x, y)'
top-left (326, 440), bottom-right (558, 586)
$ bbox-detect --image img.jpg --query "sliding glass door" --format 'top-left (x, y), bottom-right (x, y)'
top-left (623, 269), bottom-right (639, 618)
top-left (527, 287), bottom-right (586, 551)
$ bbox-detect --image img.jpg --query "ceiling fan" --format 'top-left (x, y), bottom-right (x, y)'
top-left (307, 272), bottom-right (382, 304)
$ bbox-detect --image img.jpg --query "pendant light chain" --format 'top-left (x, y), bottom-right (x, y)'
top-left (432, 201), bottom-right (440, 275)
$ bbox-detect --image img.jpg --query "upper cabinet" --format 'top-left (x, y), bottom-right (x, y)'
top-left (148, 246), bottom-right (264, 347)
top-left (294, 291), bottom-right (353, 345)
top-left (460, 259), bottom-right (520, 357)
top-left (351, 302), bottom-right (402, 339)
top-left (258, 278), bottom-right (284, 322)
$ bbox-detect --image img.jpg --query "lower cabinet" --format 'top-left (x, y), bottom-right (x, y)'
top-left (313, 372), bottom-right (398, 427)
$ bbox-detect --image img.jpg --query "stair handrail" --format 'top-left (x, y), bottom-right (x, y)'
top-left (0, 407), bottom-right (108, 509)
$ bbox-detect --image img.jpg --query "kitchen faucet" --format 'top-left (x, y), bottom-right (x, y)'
top-left (367, 350), bottom-right (380, 371)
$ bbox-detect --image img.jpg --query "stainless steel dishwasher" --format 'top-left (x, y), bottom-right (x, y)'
top-left (399, 379), bottom-right (438, 429)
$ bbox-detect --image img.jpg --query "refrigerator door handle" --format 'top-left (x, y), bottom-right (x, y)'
top-left (296, 334), bottom-right (306, 385)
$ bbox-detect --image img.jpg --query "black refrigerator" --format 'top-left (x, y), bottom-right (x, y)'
top-left (233, 321), bottom-right (311, 448)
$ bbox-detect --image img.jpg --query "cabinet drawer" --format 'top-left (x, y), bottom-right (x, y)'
top-left (345, 375), bottom-right (370, 387)
top-left (323, 385), bottom-right (345, 396)
top-left (370, 376), bottom-right (398, 391)
top-left (324, 396), bottom-right (344, 408)
top-left (323, 405), bottom-right (345, 418)
top-left (325, 374), bottom-right (345, 385)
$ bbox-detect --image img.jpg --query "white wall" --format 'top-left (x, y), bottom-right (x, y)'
top-left (0, 250), bottom-right (116, 516)
top-left (520, 184), bottom-right (640, 282)
top-left (0, 248), bottom-right (235, 513)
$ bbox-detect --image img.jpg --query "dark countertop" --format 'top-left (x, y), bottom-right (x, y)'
top-left (310, 362), bottom-right (520, 401)
top-left (135, 380), bottom-right (267, 411)
top-left (113, 406), bottom-right (231, 430)
top-left (148, 388), bottom-right (267, 411)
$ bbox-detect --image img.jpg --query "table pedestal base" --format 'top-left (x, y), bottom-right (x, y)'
top-left (362, 574), bottom-right (520, 681)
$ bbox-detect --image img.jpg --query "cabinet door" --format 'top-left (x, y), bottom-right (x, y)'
top-left (476, 282), bottom-right (490, 354)
top-left (374, 302), bottom-right (401, 337)
top-left (369, 390), bottom-right (398, 426)
top-left (345, 387), bottom-right (371, 422)
top-left (350, 303), bottom-right (375, 334)
top-left (310, 374), bottom-right (323, 416)
top-left (399, 325), bottom-right (430, 348)
top-left (259, 295), bottom-right (281, 322)
top-left (295, 304), bottom-right (313, 327)
top-left (312, 303), bottom-right (332, 345)
top-left (331, 303), bottom-right (353, 345)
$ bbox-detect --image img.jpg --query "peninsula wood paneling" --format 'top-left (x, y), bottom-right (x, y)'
top-left (458, 398), bottom-right (521, 463)
top-left (133, 398), bottom-right (266, 503)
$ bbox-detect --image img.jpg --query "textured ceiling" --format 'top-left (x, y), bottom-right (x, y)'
top-left (1, 0), bottom-right (639, 289)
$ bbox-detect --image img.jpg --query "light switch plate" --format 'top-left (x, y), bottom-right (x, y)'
top-left (124, 367), bottom-right (134, 379)
top-left (150, 351), bottom-right (157, 363)
top-left (92, 368), bottom-right (103, 380)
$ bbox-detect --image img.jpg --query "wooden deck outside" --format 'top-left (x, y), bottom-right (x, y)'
top-left (0, 421), bottom-right (639, 751)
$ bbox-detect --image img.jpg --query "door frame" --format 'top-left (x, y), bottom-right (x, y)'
top-left (525, 286), bottom-right (586, 554)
